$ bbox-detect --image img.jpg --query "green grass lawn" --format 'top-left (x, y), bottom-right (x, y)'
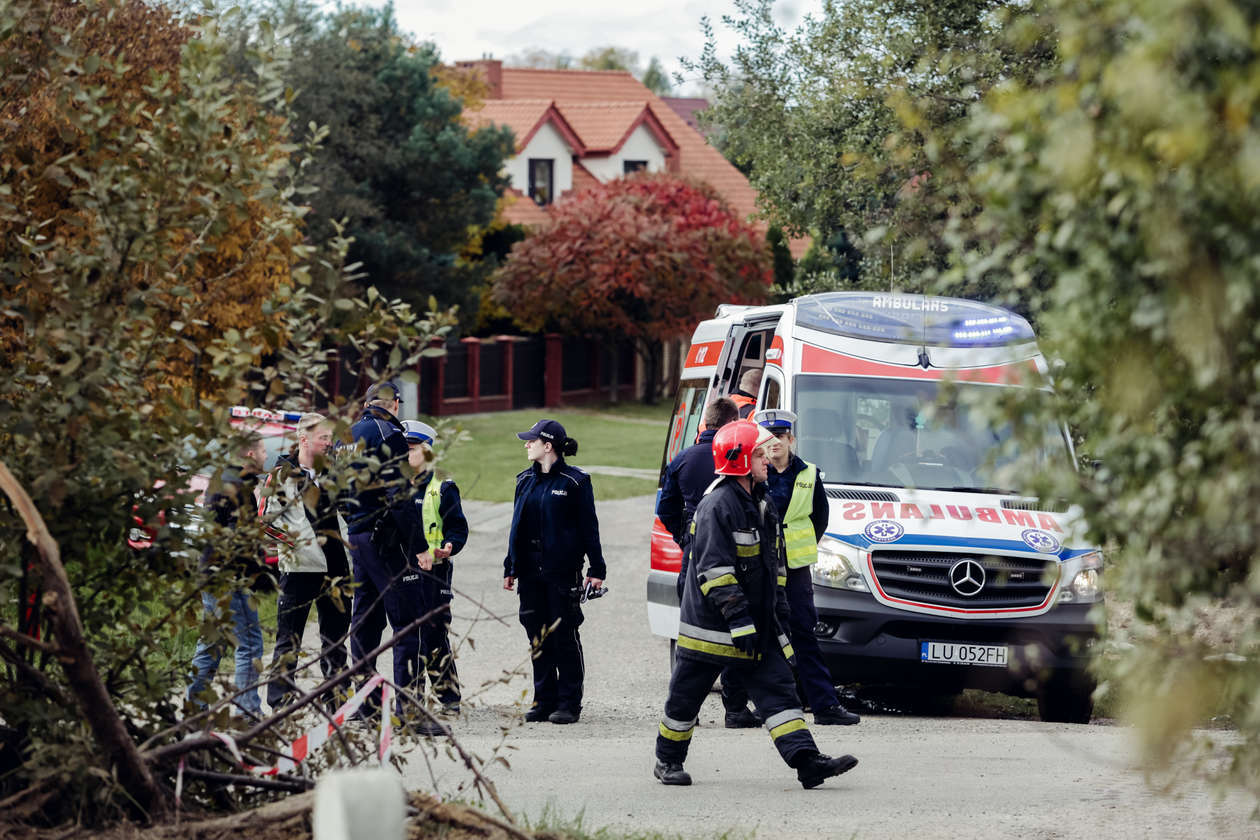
top-left (434, 403), bottom-right (673, 502)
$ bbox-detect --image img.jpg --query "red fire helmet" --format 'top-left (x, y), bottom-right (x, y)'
top-left (711, 419), bottom-right (771, 476)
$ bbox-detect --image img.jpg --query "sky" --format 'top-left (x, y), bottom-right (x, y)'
top-left (373, 0), bottom-right (817, 95)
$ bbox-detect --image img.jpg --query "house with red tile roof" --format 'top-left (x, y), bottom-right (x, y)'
top-left (456, 60), bottom-right (804, 255)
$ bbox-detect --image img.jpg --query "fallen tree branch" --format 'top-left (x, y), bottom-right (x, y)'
top-left (0, 639), bottom-right (72, 707)
top-left (0, 460), bottom-right (169, 819)
top-left (0, 623), bottom-right (59, 655)
top-left (179, 767), bottom-right (313, 794)
top-left (142, 607), bottom-right (442, 766)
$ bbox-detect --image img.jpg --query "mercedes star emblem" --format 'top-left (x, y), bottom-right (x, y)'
top-left (949, 559), bottom-right (986, 597)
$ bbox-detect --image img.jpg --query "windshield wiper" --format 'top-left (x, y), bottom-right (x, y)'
top-left (823, 480), bottom-right (901, 489)
top-left (929, 485), bottom-right (1022, 495)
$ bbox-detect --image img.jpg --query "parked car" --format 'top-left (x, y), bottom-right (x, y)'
top-left (127, 407), bottom-right (303, 553)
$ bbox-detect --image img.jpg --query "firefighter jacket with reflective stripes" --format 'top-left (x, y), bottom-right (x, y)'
top-left (676, 475), bottom-right (793, 666)
top-left (410, 474), bottom-right (468, 561)
top-left (503, 459), bottom-right (606, 583)
top-left (766, 455), bottom-right (828, 569)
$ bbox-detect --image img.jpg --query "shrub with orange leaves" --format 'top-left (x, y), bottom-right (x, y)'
top-left (0, 0), bottom-right (300, 396)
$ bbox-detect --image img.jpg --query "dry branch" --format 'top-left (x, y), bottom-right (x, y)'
top-left (0, 460), bottom-right (169, 819)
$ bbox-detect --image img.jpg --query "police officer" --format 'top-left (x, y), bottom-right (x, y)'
top-left (755, 408), bottom-right (860, 726)
top-left (344, 381), bottom-right (433, 732)
top-left (656, 397), bottom-right (760, 729)
top-left (402, 420), bottom-right (468, 716)
top-left (502, 419), bottom-right (605, 725)
top-left (654, 420), bottom-right (857, 788)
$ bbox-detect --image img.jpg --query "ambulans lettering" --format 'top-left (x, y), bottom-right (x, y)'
top-left (872, 296), bottom-right (949, 313)
top-left (832, 501), bottom-right (1061, 532)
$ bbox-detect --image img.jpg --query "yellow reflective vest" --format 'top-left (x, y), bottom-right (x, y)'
top-left (782, 463), bottom-right (819, 569)
top-left (421, 479), bottom-right (444, 550)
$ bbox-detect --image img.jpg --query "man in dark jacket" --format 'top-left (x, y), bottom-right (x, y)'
top-left (655, 397), bottom-right (759, 729)
top-left (403, 420), bottom-right (468, 715)
top-left (755, 408), bottom-right (859, 726)
top-left (653, 420), bottom-right (858, 789)
top-left (344, 381), bottom-right (430, 724)
top-left (187, 432), bottom-right (272, 717)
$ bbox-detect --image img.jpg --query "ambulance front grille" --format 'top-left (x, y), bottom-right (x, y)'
top-left (870, 551), bottom-right (1059, 609)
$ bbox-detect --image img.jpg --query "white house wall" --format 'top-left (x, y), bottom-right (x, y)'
top-left (580, 124), bottom-right (668, 181)
top-left (506, 122), bottom-right (574, 197)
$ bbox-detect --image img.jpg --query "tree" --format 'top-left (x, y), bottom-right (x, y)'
top-left (506, 46), bottom-right (672, 95)
top-left (0, 0), bottom-right (454, 823)
top-left (271, 4), bottom-right (515, 321)
top-left (942, 0), bottom-right (1260, 798)
top-left (687, 0), bottom-right (1054, 288)
top-left (491, 174), bottom-right (772, 403)
top-left (0, 0), bottom-right (298, 395)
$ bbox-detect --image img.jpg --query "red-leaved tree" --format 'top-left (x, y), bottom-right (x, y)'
top-left (492, 173), bottom-right (772, 402)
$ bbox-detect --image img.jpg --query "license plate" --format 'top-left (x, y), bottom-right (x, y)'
top-left (920, 641), bottom-right (1009, 668)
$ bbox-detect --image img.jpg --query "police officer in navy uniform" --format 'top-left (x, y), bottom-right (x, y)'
top-left (755, 408), bottom-right (860, 726)
top-left (402, 420), bottom-right (468, 716)
top-left (655, 396), bottom-right (760, 729)
top-left (654, 419), bottom-right (857, 788)
top-left (343, 381), bottom-right (433, 732)
top-left (503, 419), bottom-right (605, 725)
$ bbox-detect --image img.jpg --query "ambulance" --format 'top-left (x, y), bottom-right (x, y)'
top-left (647, 292), bottom-right (1102, 723)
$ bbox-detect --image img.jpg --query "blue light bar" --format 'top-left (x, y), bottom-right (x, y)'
top-left (793, 293), bottom-right (1034, 348)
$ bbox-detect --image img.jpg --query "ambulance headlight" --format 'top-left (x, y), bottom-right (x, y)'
top-left (1060, 551), bottom-right (1103, 603)
top-left (813, 537), bottom-right (870, 592)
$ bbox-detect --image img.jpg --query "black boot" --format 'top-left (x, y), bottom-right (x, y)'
top-left (653, 760), bottom-right (693, 786)
top-left (814, 704), bottom-right (861, 725)
top-left (796, 752), bottom-right (858, 789)
top-left (524, 705), bottom-right (554, 722)
top-left (724, 707), bottom-right (761, 729)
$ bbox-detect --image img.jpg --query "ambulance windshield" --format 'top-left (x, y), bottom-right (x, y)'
top-left (792, 375), bottom-right (1069, 493)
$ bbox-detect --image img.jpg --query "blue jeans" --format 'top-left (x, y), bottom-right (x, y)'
top-left (188, 589), bottom-right (264, 716)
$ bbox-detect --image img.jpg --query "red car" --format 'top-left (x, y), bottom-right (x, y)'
top-left (127, 407), bottom-right (304, 553)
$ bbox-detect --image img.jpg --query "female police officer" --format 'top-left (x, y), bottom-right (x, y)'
top-left (502, 419), bottom-right (606, 724)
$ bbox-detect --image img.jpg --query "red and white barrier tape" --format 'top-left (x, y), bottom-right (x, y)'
top-left (177, 673), bottom-right (395, 796)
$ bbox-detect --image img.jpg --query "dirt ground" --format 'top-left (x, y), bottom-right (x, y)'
top-left (0, 792), bottom-right (544, 840)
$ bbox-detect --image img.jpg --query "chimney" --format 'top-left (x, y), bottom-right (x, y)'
top-left (454, 59), bottom-right (503, 99)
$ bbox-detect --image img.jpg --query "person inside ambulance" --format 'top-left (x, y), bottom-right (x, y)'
top-left (653, 419), bottom-right (858, 788)
top-left (729, 368), bottom-right (762, 419)
top-left (754, 408), bottom-right (860, 726)
top-left (402, 420), bottom-right (468, 717)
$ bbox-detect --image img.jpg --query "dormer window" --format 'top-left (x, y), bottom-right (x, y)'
top-left (623, 160), bottom-right (648, 174)
top-left (529, 158), bottom-right (554, 205)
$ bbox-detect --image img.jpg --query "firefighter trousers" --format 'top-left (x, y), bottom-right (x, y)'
top-left (656, 648), bottom-right (817, 767)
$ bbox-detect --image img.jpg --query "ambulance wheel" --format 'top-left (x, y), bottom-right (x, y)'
top-left (1037, 669), bottom-right (1095, 724)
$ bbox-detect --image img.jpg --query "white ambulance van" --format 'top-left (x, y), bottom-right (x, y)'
top-left (647, 292), bottom-right (1102, 723)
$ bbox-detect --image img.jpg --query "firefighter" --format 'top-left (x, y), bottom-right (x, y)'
top-left (754, 408), bottom-right (860, 726)
top-left (503, 419), bottom-right (605, 725)
top-left (402, 420), bottom-right (468, 716)
top-left (655, 396), bottom-right (760, 728)
top-left (653, 420), bottom-right (858, 788)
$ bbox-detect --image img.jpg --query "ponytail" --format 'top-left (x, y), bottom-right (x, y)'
top-left (561, 437), bottom-right (578, 457)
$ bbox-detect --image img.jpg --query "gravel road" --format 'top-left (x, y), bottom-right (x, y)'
top-left (387, 494), bottom-right (1254, 839)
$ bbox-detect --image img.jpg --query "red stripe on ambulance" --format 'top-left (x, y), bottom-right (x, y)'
top-left (800, 343), bottom-right (1036, 384)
